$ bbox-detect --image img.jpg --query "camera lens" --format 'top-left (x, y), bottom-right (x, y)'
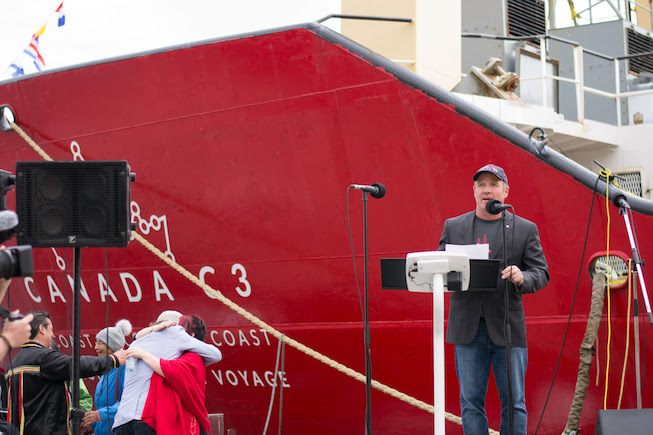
top-left (0, 246), bottom-right (34, 279)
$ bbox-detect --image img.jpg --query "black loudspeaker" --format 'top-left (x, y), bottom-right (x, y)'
top-left (595, 409), bottom-right (653, 434)
top-left (15, 161), bottom-right (133, 247)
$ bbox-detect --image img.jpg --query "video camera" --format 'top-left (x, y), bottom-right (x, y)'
top-left (0, 245), bottom-right (34, 280)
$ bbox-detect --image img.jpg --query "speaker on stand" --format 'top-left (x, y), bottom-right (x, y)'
top-left (15, 161), bottom-right (135, 435)
top-left (15, 161), bottom-right (133, 247)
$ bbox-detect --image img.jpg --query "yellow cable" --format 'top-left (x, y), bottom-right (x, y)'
top-left (617, 259), bottom-right (633, 409)
top-left (600, 169), bottom-right (612, 410)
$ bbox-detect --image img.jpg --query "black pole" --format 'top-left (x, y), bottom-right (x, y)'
top-left (71, 247), bottom-right (82, 435)
top-left (363, 191), bottom-right (372, 435)
top-left (502, 211), bottom-right (514, 435)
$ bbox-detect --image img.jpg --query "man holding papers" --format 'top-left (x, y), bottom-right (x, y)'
top-left (438, 164), bottom-right (549, 435)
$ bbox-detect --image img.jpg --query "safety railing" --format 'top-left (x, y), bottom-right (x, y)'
top-left (462, 32), bottom-right (653, 126)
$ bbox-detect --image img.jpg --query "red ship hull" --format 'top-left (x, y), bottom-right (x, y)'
top-left (1, 25), bottom-right (652, 434)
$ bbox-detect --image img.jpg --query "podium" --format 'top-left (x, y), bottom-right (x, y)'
top-left (381, 252), bottom-right (500, 435)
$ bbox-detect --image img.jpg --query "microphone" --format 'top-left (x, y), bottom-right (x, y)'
top-left (0, 210), bottom-right (18, 231)
top-left (350, 183), bottom-right (386, 199)
top-left (486, 199), bottom-right (512, 215)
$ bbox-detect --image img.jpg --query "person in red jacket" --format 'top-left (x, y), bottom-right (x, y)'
top-left (125, 314), bottom-right (213, 435)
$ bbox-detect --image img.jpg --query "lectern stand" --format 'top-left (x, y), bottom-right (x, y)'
top-left (381, 253), bottom-right (500, 435)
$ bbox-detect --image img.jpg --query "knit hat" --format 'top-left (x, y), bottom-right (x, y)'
top-left (96, 319), bottom-right (132, 352)
top-left (156, 310), bottom-right (182, 324)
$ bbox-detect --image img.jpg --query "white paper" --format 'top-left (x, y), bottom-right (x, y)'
top-left (445, 243), bottom-right (489, 260)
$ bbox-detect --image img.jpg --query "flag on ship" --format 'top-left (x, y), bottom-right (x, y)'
top-left (1, 1), bottom-right (66, 79)
top-left (4, 28), bottom-right (46, 78)
top-left (56, 2), bottom-right (66, 27)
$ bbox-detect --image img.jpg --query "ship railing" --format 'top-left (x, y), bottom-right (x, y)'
top-left (462, 32), bottom-right (653, 127)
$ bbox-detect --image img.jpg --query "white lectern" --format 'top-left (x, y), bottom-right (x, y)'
top-left (405, 251), bottom-right (470, 435)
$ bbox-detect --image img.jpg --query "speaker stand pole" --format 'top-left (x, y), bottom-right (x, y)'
top-left (71, 247), bottom-right (82, 435)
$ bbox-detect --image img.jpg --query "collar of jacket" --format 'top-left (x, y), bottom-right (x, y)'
top-left (20, 341), bottom-right (45, 349)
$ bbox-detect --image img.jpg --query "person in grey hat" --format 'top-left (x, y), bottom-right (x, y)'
top-left (95, 320), bottom-right (132, 354)
top-left (82, 319), bottom-right (132, 435)
top-left (438, 163), bottom-right (549, 435)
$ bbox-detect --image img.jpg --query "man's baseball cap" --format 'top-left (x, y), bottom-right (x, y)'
top-left (473, 164), bottom-right (508, 185)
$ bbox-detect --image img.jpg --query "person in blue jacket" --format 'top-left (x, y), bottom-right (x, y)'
top-left (82, 319), bottom-right (132, 435)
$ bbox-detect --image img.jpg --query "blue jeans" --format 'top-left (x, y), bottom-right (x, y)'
top-left (454, 318), bottom-right (528, 435)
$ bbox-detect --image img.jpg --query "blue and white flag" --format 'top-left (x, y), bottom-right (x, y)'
top-left (3, 29), bottom-right (46, 78)
top-left (1, 2), bottom-right (67, 79)
top-left (56, 2), bottom-right (66, 27)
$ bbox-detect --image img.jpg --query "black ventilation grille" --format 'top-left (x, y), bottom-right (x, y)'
top-left (627, 28), bottom-right (653, 74)
top-left (616, 170), bottom-right (643, 197)
top-left (507, 0), bottom-right (546, 41)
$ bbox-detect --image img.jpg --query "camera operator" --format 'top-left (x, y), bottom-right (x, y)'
top-left (0, 249), bottom-right (32, 360)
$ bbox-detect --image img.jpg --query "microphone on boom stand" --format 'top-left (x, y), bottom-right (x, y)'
top-left (487, 198), bottom-right (516, 435)
top-left (350, 183), bottom-right (386, 199)
top-left (349, 182), bottom-right (386, 435)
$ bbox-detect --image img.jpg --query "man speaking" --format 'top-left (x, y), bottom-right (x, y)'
top-left (438, 164), bottom-right (549, 434)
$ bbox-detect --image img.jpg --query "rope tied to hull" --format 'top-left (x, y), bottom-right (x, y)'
top-left (563, 272), bottom-right (607, 433)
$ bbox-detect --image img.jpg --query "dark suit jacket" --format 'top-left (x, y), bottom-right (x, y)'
top-left (439, 211), bottom-right (549, 347)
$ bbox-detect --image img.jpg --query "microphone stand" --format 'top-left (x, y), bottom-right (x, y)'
top-left (616, 200), bottom-right (653, 324)
top-left (501, 210), bottom-right (514, 435)
top-left (362, 191), bottom-right (372, 435)
top-left (350, 182), bottom-right (385, 435)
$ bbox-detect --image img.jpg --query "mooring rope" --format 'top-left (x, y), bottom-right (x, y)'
top-left (132, 232), bottom-right (450, 419)
top-left (8, 122), bottom-right (52, 162)
top-left (6, 119), bottom-right (508, 432)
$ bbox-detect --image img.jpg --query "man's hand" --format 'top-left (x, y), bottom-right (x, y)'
top-left (113, 349), bottom-right (128, 365)
top-left (152, 320), bottom-right (176, 332)
top-left (2, 312), bottom-right (33, 348)
top-left (501, 265), bottom-right (524, 286)
top-left (82, 410), bottom-right (100, 426)
top-left (125, 347), bottom-right (147, 360)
